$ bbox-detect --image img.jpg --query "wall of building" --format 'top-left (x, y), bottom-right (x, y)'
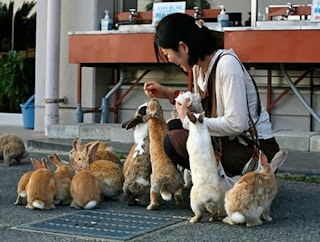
top-left (34, 0), bottom-right (320, 133)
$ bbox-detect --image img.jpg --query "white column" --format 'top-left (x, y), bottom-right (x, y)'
top-left (44, 0), bottom-right (61, 135)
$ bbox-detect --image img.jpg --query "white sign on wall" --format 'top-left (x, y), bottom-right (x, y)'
top-left (152, 1), bottom-right (186, 26)
top-left (311, 0), bottom-right (320, 22)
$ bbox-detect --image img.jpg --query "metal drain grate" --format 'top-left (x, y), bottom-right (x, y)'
top-left (13, 210), bottom-right (182, 240)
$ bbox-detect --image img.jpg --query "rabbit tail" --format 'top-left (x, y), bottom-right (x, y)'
top-left (32, 200), bottom-right (45, 209)
top-left (160, 186), bottom-right (172, 201)
top-left (20, 190), bottom-right (27, 198)
top-left (84, 200), bottom-right (98, 209)
top-left (231, 212), bottom-right (245, 224)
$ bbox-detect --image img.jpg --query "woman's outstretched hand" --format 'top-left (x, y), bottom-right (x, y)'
top-left (143, 81), bottom-right (174, 100)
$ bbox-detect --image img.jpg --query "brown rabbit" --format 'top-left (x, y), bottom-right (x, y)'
top-left (25, 158), bottom-right (56, 210)
top-left (69, 139), bottom-right (110, 162)
top-left (121, 103), bottom-right (151, 206)
top-left (72, 140), bottom-right (121, 168)
top-left (49, 153), bottom-right (73, 205)
top-left (144, 98), bottom-right (184, 210)
top-left (70, 153), bottom-right (101, 209)
top-left (223, 150), bottom-right (288, 227)
top-left (0, 134), bottom-right (28, 166)
top-left (86, 142), bottom-right (124, 200)
top-left (15, 171), bottom-right (33, 205)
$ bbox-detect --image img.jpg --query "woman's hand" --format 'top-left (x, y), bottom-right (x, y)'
top-left (175, 98), bottom-right (190, 122)
top-left (143, 81), bottom-right (175, 100)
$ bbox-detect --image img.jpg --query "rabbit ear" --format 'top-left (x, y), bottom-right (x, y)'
top-left (198, 112), bottom-right (205, 123)
top-left (41, 158), bottom-right (50, 169)
top-left (122, 117), bottom-right (142, 130)
top-left (259, 151), bottom-right (268, 168)
top-left (87, 141), bottom-right (99, 163)
top-left (70, 159), bottom-right (81, 172)
top-left (270, 150), bottom-right (288, 172)
top-left (30, 158), bottom-right (43, 169)
top-left (187, 112), bottom-right (196, 124)
top-left (72, 139), bottom-right (78, 149)
top-left (49, 153), bottom-right (63, 167)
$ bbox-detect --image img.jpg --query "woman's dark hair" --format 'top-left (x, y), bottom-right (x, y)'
top-left (154, 13), bottom-right (218, 67)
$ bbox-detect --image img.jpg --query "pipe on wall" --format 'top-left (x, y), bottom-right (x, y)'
top-left (45, 0), bottom-right (61, 135)
top-left (280, 64), bottom-right (320, 124)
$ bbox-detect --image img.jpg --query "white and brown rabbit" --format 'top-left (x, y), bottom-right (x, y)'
top-left (15, 170), bottom-right (33, 205)
top-left (121, 103), bottom-right (151, 206)
top-left (144, 98), bottom-right (184, 210)
top-left (186, 112), bottom-right (224, 223)
top-left (223, 150), bottom-right (288, 227)
top-left (25, 158), bottom-right (56, 210)
top-left (72, 139), bottom-right (121, 168)
top-left (49, 153), bottom-right (73, 205)
top-left (69, 153), bottom-right (101, 209)
top-left (0, 134), bottom-right (28, 166)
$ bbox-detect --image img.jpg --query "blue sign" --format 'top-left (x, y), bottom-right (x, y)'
top-left (152, 1), bottom-right (186, 25)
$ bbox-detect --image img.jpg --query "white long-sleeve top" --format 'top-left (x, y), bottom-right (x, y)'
top-left (182, 49), bottom-right (274, 140)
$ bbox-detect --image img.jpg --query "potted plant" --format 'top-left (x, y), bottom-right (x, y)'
top-left (145, 0), bottom-right (210, 11)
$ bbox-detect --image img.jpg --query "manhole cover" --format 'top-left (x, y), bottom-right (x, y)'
top-left (13, 210), bottom-right (182, 240)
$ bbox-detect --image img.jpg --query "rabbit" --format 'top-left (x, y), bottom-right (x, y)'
top-left (49, 153), bottom-right (73, 205)
top-left (25, 158), bottom-right (56, 210)
top-left (72, 139), bottom-right (121, 168)
top-left (69, 152), bottom-right (101, 209)
top-left (0, 134), bottom-right (28, 166)
top-left (15, 170), bottom-right (33, 205)
top-left (222, 150), bottom-right (288, 227)
top-left (86, 142), bottom-right (124, 200)
top-left (167, 108), bottom-right (192, 190)
top-left (186, 112), bottom-right (224, 223)
top-left (121, 103), bottom-right (152, 206)
top-left (69, 139), bottom-right (111, 163)
top-left (144, 98), bottom-right (184, 210)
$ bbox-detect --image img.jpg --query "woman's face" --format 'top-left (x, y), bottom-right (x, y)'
top-left (160, 42), bottom-right (190, 72)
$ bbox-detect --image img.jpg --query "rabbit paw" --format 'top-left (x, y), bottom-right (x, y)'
top-left (146, 203), bottom-right (159, 210)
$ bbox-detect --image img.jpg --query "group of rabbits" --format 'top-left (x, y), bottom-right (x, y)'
top-left (14, 95), bottom-right (288, 228)
top-left (122, 97), bottom-right (288, 227)
top-left (15, 139), bottom-right (123, 210)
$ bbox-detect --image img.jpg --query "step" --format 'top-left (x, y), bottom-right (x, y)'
top-left (46, 124), bottom-right (320, 152)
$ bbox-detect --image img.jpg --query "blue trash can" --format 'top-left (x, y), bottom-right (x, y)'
top-left (20, 95), bottom-right (35, 129)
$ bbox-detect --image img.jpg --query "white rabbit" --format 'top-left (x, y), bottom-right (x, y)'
top-left (186, 112), bottom-right (224, 223)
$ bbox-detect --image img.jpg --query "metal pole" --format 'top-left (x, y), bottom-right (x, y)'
top-left (45, 0), bottom-right (61, 135)
top-left (280, 64), bottom-right (320, 124)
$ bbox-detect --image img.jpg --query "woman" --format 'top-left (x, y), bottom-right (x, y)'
top-left (143, 13), bottom-right (279, 176)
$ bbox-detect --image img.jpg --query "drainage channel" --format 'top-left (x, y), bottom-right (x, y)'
top-left (12, 210), bottom-right (183, 240)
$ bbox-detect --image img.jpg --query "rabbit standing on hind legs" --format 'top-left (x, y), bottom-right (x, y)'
top-left (144, 98), bottom-right (184, 210)
top-left (223, 150), bottom-right (288, 227)
top-left (186, 112), bottom-right (224, 223)
top-left (121, 103), bottom-right (151, 206)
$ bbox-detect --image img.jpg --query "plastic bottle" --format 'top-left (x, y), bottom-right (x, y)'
top-left (217, 5), bottom-right (229, 28)
top-left (101, 10), bottom-right (113, 30)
